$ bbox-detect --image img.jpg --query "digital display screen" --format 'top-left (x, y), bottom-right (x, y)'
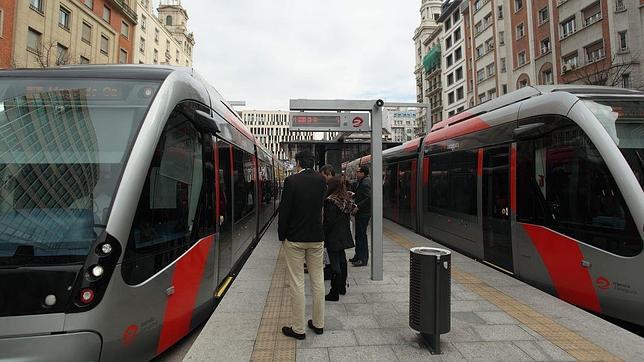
top-left (292, 115), bottom-right (340, 127)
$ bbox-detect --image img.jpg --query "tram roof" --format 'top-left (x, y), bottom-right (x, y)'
top-left (0, 64), bottom-right (184, 80)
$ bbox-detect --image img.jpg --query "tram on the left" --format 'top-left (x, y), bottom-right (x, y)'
top-left (0, 66), bottom-right (284, 361)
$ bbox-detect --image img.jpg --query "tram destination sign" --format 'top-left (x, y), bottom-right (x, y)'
top-left (289, 112), bottom-right (371, 132)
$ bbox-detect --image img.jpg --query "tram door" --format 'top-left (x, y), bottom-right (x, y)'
top-left (482, 145), bottom-right (513, 272)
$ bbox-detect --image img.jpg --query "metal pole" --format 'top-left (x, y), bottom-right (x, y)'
top-left (371, 103), bottom-right (383, 281)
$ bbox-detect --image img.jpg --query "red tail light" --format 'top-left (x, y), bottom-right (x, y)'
top-left (80, 289), bottom-right (95, 304)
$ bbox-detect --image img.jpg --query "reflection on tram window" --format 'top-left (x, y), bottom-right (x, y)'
top-left (429, 150), bottom-right (477, 216)
top-left (233, 148), bottom-right (255, 222)
top-left (123, 102), bottom-right (207, 284)
top-left (517, 116), bottom-right (642, 257)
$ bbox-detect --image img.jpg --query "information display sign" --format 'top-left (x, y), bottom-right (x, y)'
top-left (289, 112), bottom-right (371, 132)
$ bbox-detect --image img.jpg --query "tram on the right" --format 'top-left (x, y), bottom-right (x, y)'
top-left (353, 85), bottom-right (644, 326)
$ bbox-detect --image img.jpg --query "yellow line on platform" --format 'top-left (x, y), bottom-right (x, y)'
top-left (383, 226), bottom-right (621, 362)
top-left (250, 247), bottom-right (296, 362)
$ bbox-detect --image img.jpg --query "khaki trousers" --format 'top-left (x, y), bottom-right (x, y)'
top-left (283, 240), bottom-right (325, 334)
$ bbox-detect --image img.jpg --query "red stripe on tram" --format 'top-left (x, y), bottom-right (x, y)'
top-left (157, 235), bottom-right (214, 354)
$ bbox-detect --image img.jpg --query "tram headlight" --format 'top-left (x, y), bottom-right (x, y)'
top-left (91, 265), bottom-right (104, 278)
top-left (100, 243), bottom-right (113, 255)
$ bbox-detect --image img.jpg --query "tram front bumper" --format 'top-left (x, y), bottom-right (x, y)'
top-left (0, 331), bottom-right (101, 362)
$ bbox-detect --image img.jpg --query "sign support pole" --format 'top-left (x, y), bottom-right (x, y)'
top-left (371, 103), bottom-right (384, 281)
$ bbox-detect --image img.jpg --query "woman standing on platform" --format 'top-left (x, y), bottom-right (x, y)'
top-left (323, 176), bottom-right (356, 301)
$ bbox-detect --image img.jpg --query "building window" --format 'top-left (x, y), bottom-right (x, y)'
top-left (562, 51), bottom-right (579, 69)
top-left (453, 12), bottom-right (460, 23)
top-left (475, 45), bottom-right (484, 58)
top-left (615, 0), bottom-right (625, 11)
top-left (455, 67), bottom-right (463, 80)
top-left (483, 13), bottom-right (492, 28)
top-left (542, 69), bottom-right (553, 85)
top-left (488, 89), bottom-right (497, 100)
top-left (501, 57), bottom-right (506, 72)
top-left (622, 73), bottom-right (630, 88)
top-left (448, 91), bottom-right (455, 104)
top-left (119, 49), bottom-right (128, 64)
top-left (498, 5), bottom-right (503, 19)
top-left (153, 49), bottom-right (159, 63)
top-left (59, 7), bottom-right (71, 30)
top-left (166, 15), bottom-right (172, 26)
top-left (56, 44), bottom-right (68, 65)
top-left (516, 23), bottom-right (525, 39)
top-left (474, 0), bottom-right (482, 11)
top-left (517, 51), bottom-right (526, 66)
top-left (455, 47), bottom-right (462, 60)
top-left (475, 21), bottom-right (482, 34)
top-left (585, 41), bottom-right (604, 63)
top-left (541, 38), bottom-right (551, 54)
top-left (445, 36), bottom-right (452, 50)
top-left (518, 78), bottom-right (528, 88)
top-left (82, 22), bottom-right (92, 44)
top-left (485, 38), bottom-right (494, 52)
top-left (499, 31), bottom-right (505, 45)
top-left (538, 7), bottom-right (549, 24)
top-left (155, 28), bottom-right (160, 43)
top-left (479, 93), bottom-right (486, 103)
top-left (84, 0), bottom-right (93, 10)
top-left (456, 86), bottom-right (464, 100)
top-left (447, 54), bottom-right (453, 67)
top-left (121, 22), bottom-right (129, 38)
top-left (27, 28), bottom-right (42, 53)
top-left (454, 28), bottom-right (461, 42)
top-left (141, 15), bottom-right (147, 30)
top-left (103, 6), bottom-right (111, 22)
top-left (583, 2), bottom-right (601, 26)
top-left (514, 0), bottom-right (523, 11)
top-left (448, 73), bottom-right (454, 85)
top-left (80, 56), bottom-right (90, 64)
top-left (618, 31), bottom-right (628, 51)
top-left (29, 0), bottom-right (44, 13)
top-left (139, 37), bottom-right (145, 53)
top-left (100, 35), bottom-right (109, 55)
top-left (561, 17), bottom-right (576, 39)
top-left (477, 69), bottom-right (485, 82)
top-left (486, 62), bottom-right (495, 77)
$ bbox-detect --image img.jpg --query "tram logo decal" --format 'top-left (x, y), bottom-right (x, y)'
top-left (122, 325), bottom-right (139, 346)
top-left (352, 116), bottom-right (364, 128)
top-left (596, 276), bottom-right (611, 290)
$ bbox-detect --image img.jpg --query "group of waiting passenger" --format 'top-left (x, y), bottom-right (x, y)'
top-left (277, 150), bottom-right (371, 339)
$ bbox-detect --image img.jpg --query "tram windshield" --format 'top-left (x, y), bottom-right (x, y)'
top-left (0, 78), bottom-right (160, 266)
top-left (583, 99), bottom-right (644, 190)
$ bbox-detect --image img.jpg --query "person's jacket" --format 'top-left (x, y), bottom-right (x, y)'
top-left (354, 176), bottom-right (372, 217)
top-left (278, 169), bottom-right (327, 242)
top-left (323, 195), bottom-right (355, 251)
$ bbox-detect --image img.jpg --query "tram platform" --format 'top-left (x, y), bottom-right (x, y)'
top-left (181, 220), bottom-right (644, 361)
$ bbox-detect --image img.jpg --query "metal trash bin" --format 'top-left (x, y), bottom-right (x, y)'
top-left (409, 247), bottom-right (451, 354)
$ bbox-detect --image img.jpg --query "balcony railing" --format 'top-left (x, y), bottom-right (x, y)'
top-left (583, 13), bottom-right (601, 27)
top-left (108, 0), bottom-right (138, 24)
top-left (586, 48), bottom-right (605, 64)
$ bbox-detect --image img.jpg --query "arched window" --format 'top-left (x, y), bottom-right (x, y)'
top-left (165, 15), bottom-right (172, 26)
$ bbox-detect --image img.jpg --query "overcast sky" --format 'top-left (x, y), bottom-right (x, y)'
top-left (167, 0), bottom-right (421, 110)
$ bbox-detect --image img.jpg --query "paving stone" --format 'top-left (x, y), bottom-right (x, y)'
top-left (296, 348), bottom-right (329, 362)
top-left (513, 340), bottom-right (575, 361)
top-left (353, 327), bottom-right (420, 346)
top-left (335, 293), bottom-right (366, 304)
top-left (363, 292), bottom-right (410, 303)
top-left (296, 330), bottom-right (358, 349)
top-left (453, 341), bottom-right (533, 360)
top-left (391, 341), bottom-right (465, 361)
top-left (452, 312), bottom-right (487, 325)
top-left (474, 311), bottom-right (519, 325)
top-left (451, 300), bottom-right (499, 312)
top-left (375, 312), bottom-right (410, 328)
top-left (471, 324), bottom-right (535, 341)
top-left (344, 302), bottom-right (398, 316)
top-left (184, 340), bottom-right (254, 362)
top-left (327, 345), bottom-right (397, 362)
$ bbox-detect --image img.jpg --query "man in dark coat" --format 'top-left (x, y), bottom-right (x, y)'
top-left (278, 150), bottom-right (327, 339)
top-left (350, 166), bottom-right (371, 267)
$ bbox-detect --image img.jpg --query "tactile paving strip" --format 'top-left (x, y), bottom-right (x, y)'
top-left (383, 227), bottom-right (622, 362)
top-left (250, 247), bottom-right (296, 362)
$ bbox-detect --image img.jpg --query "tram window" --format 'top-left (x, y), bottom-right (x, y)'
top-left (516, 117), bottom-right (642, 257)
top-left (233, 148), bottom-right (256, 222)
top-left (123, 102), bottom-right (211, 285)
top-left (429, 150), bottom-right (477, 216)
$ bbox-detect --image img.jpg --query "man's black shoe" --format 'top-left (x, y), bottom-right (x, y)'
top-left (325, 292), bottom-right (339, 301)
top-left (308, 320), bottom-right (324, 334)
top-left (339, 286), bottom-right (346, 295)
top-left (352, 260), bottom-right (367, 267)
top-left (282, 326), bottom-right (305, 340)
top-left (348, 256), bottom-right (357, 263)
